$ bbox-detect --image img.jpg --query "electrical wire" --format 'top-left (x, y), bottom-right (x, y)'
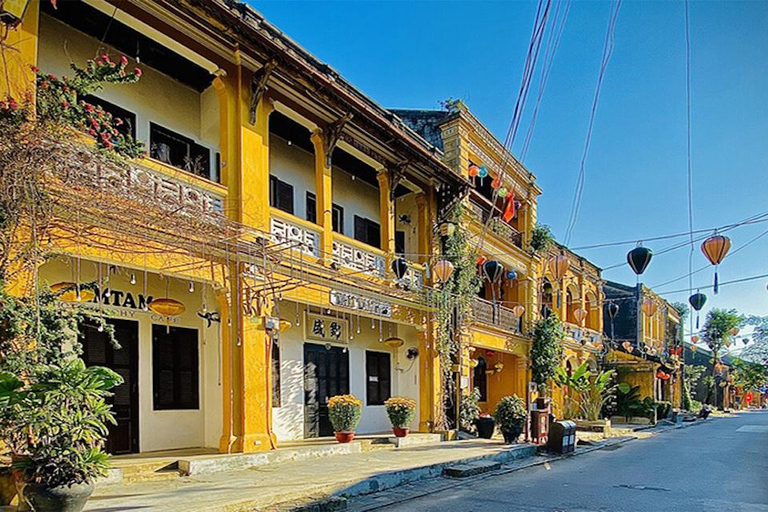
top-left (563, 0), bottom-right (622, 246)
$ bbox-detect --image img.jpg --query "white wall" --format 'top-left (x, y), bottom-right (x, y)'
top-left (37, 15), bottom-right (219, 175)
top-left (39, 258), bottom-right (223, 453)
top-left (394, 193), bottom-right (420, 256)
top-left (331, 165), bottom-right (380, 240)
top-left (272, 301), bottom-right (420, 441)
top-left (268, 134), bottom-right (315, 221)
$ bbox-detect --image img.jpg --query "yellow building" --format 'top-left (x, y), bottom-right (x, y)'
top-left (1, 0), bottom-right (466, 454)
top-left (603, 281), bottom-right (684, 414)
top-left (393, 103), bottom-right (542, 416)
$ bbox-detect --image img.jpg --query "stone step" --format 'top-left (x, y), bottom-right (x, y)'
top-left (443, 460), bottom-right (502, 478)
top-left (122, 468), bottom-right (184, 484)
top-left (387, 433), bottom-right (444, 449)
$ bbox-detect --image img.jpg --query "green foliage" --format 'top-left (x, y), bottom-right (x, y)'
top-left (703, 309), bottom-right (741, 355)
top-left (683, 364), bottom-right (706, 407)
top-left (384, 397), bottom-right (417, 429)
top-left (493, 395), bottom-right (527, 430)
top-left (529, 315), bottom-right (565, 393)
top-left (530, 224), bottom-right (555, 255)
top-left (670, 302), bottom-right (689, 322)
top-left (731, 358), bottom-right (768, 391)
top-left (655, 401), bottom-right (672, 419)
top-left (615, 384), bottom-right (641, 418)
top-left (459, 388), bottom-right (481, 433)
top-left (327, 394), bottom-right (362, 433)
top-left (554, 362), bottom-right (616, 421)
top-left (742, 315), bottom-right (768, 364)
top-left (6, 359), bottom-right (122, 487)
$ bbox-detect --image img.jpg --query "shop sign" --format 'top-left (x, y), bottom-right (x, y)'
top-left (78, 287), bottom-right (181, 323)
top-left (329, 290), bottom-right (392, 318)
top-left (305, 312), bottom-right (348, 343)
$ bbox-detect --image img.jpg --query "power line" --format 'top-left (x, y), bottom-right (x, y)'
top-left (563, 0), bottom-right (622, 246)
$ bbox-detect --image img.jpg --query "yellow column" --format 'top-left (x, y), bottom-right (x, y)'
top-left (0, 0), bottom-right (39, 101)
top-left (418, 327), bottom-right (441, 432)
top-left (377, 170), bottom-right (395, 254)
top-left (219, 65), bottom-right (275, 452)
top-left (311, 130), bottom-right (333, 265)
top-left (415, 193), bottom-right (429, 266)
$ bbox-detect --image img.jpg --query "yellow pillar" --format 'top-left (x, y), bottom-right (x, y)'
top-left (377, 170), bottom-right (395, 254)
top-left (0, 0), bottom-right (39, 101)
top-left (418, 326), bottom-right (441, 432)
top-left (415, 192), bottom-right (429, 266)
top-left (311, 130), bottom-right (333, 265)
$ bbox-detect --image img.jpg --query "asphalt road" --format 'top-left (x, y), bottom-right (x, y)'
top-left (378, 411), bottom-right (768, 512)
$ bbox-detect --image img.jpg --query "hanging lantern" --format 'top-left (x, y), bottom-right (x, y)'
top-left (573, 307), bottom-right (588, 325)
top-left (690, 344), bottom-right (698, 353)
top-left (691, 335), bottom-right (699, 344)
top-left (548, 255), bottom-right (569, 281)
top-left (432, 260), bottom-right (454, 284)
top-left (482, 260), bottom-right (504, 283)
top-left (476, 256), bottom-right (487, 266)
top-left (607, 302), bottom-right (620, 319)
top-left (149, 298), bottom-right (186, 317)
top-left (701, 235), bottom-right (731, 294)
top-left (384, 336), bottom-right (405, 348)
top-left (468, 164), bottom-right (479, 177)
top-left (622, 341), bottom-right (633, 352)
top-left (51, 282), bottom-right (96, 303)
top-left (725, 340), bottom-right (732, 348)
top-left (491, 175), bottom-right (502, 189)
top-left (688, 291), bottom-right (707, 329)
top-left (497, 186), bottom-right (508, 198)
top-left (506, 270), bottom-right (518, 281)
top-left (391, 257), bottom-right (409, 280)
top-left (278, 318), bottom-right (293, 331)
top-left (642, 298), bottom-right (658, 317)
top-left (439, 222), bottom-right (456, 237)
top-left (627, 244), bottom-right (653, 276)
top-left (478, 166), bottom-right (489, 178)
top-left (729, 327), bottom-right (740, 336)
top-left (541, 305), bottom-right (552, 318)
top-left (512, 305), bottom-right (525, 318)
top-left (742, 337), bottom-right (750, 345)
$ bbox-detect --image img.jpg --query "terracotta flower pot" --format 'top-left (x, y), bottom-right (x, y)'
top-left (334, 431), bottom-right (355, 443)
top-left (392, 427), bottom-right (409, 438)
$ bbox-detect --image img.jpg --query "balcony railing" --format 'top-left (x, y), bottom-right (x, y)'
top-left (332, 234), bottom-right (386, 279)
top-left (565, 324), bottom-right (602, 347)
top-left (469, 200), bottom-right (523, 249)
top-left (471, 297), bottom-right (522, 333)
top-left (269, 209), bottom-right (321, 258)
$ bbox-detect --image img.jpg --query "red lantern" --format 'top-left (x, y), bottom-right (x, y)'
top-left (468, 164), bottom-right (479, 177)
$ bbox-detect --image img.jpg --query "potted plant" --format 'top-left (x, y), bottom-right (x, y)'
top-left (384, 397), bottom-right (417, 437)
top-left (459, 388), bottom-right (481, 435)
top-left (1, 359), bottom-right (121, 512)
top-left (493, 395), bottom-right (527, 444)
top-left (475, 413), bottom-right (495, 439)
top-left (328, 394), bottom-right (362, 443)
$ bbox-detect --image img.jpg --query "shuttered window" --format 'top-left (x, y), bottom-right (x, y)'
top-left (269, 176), bottom-right (294, 214)
top-left (332, 204), bottom-right (344, 234)
top-left (395, 231), bottom-right (406, 256)
top-left (306, 192), bottom-right (317, 223)
top-left (272, 341), bottom-right (281, 408)
top-left (366, 351), bottom-right (391, 406)
top-left (354, 216), bottom-right (380, 248)
top-left (152, 325), bottom-right (199, 410)
top-left (149, 123), bottom-right (211, 179)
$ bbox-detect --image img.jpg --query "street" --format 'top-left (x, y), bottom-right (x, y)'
top-left (378, 412), bottom-right (768, 512)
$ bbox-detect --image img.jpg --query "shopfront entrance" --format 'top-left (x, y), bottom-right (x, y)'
top-left (303, 343), bottom-right (350, 438)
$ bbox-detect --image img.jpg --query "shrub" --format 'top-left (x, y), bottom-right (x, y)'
top-left (530, 315), bottom-right (565, 394)
top-left (459, 388), bottom-right (481, 433)
top-left (384, 397), bottom-right (417, 429)
top-left (328, 394), bottom-right (362, 433)
top-left (493, 395), bottom-right (527, 431)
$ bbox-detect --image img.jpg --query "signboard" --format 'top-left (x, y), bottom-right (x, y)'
top-left (329, 290), bottom-right (392, 318)
top-left (305, 312), bottom-right (348, 344)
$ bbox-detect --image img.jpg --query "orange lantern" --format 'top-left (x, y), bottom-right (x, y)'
top-left (149, 298), bottom-right (186, 317)
top-left (432, 260), bottom-right (455, 284)
top-left (51, 282), bottom-right (96, 303)
top-left (691, 335), bottom-right (699, 344)
top-left (622, 341), bottom-right (633, 352)
top-left (701, 235), bottom-right (731, 294)
top-left (384, 337), bottom-right (404, 348)
top-left (547, 255), bottom-right (569, 281)
top-left (690, 344), bottom-right (698, 353)
top-left (642, 298), bottom-right (658, 317)
top-left (573, 307), bottom-right (588, 325)
top-left (729, 327), bottom-right (740, 336)
top-left (512, 305), bottom-right (525, 318)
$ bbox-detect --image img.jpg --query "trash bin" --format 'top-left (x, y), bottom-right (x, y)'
top-left (547, 420), bottom-right (576, 454)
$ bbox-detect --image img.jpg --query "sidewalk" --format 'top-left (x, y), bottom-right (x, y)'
top-left (84, 440), bottom-right (535, 512)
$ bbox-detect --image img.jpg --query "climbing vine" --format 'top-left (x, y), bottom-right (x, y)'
top-left (430, 203), bottom-right (481, 430)
top-left (529, 314), bottom-right (565, 395)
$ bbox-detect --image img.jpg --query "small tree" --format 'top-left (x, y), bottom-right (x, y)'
top-left (530, 224), bottom-right (555, 255)
top-left (530, 315), bottom-right (564, 396)
top-left (742, 315), bottom-right (768, 365)
top-left (702, 309), bottom-right (741, 407)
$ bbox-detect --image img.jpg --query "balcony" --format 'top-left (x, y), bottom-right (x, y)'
top-left (269, 208), bottom-right (321, 258)
top-left (565, 324), bottom-right (602, 348)
top-left (469, 201), bottom-right (523, 249)
top-left (471, 297), bottom-right (522, 333)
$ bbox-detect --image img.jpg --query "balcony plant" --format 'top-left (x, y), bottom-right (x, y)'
top-left (384, 396), bottom-right (417, 437)
top-left (493, 395), bottom-right (527, 443)
top-left (530, 224), bottom-right (554, 255)
top-left (328, 394), bottom-right (362, 443)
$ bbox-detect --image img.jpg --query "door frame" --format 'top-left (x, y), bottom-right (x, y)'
top-left (303, 342), bottom-right (350, 438)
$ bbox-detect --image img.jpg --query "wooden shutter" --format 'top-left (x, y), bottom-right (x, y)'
top-left (366, 351), bottom-right (391, 406)
top-left (332, 204), bottom-right (344, 234)
top-left (306, 192), bottom-right (317, 223)
top-left (395, 231), bottom-right (406, 256)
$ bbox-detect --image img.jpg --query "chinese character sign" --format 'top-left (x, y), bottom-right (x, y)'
top-left (305, 312), bottom-right (349, 344)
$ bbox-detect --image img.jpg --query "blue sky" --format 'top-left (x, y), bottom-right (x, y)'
top-left (253, 0), bottom-right (768, 341)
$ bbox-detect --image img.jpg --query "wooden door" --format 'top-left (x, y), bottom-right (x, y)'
top-left (303, 343), bottom-right (349, 438)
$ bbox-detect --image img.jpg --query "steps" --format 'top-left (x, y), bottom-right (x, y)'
top-left (387, 433), bottom-right (443, 449)
top-left (105, 457), bottom-right (184, 485)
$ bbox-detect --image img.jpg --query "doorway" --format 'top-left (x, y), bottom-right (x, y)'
top-left (303, 343), bottom-right (349, 438)
top-left (81, 319), bottom-right (140, 454)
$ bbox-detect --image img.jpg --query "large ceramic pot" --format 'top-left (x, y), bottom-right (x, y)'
top-left (23, 481), bottom-right (94, 512)
top-left (334, 431), bottom-right (355, 443)
top-left (502, 425), bottom-right (523, 444)
top-left (475, 416), bottom-right (495, 439)
top-left (392, 427), bottom-right (409, 438)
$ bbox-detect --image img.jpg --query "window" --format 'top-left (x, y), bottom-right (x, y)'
top-left (332, 204), bottom-right (344, 234)
top-left (152, 325), bottom-right (199, 410)
top-left (272, 341), bottom-right (281, 407)
top-left (395, 231), bottom-right (406, 256)
top-left (354, 216), bottom-right (381, 248)
top-left (306, 192), bottom-right (317, 224)
top-left (365, 351), bottom-right (391, 406)
top-left (82, 95), bottom-right (136, 139)
top-left (474, 357), bottom-right (488, 402)
top-left (269, 176), bottom-right (294, 214)
top-left (149, 123), bottom-right (211, 179)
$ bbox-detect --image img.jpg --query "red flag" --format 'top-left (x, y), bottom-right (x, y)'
top-left (502, 190), bottom-right (516, 222)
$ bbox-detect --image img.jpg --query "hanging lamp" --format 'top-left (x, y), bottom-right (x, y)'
top-left (149, 298), bottom-right (186, 317)
top-left (627, 244), bottom-right (653, 277)
top-left (688, 291), bottom-right (707, 329)
top-left (701, 234), bottom-right (731, 294)
top-left (432, 260), bottom-right (455, 284)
